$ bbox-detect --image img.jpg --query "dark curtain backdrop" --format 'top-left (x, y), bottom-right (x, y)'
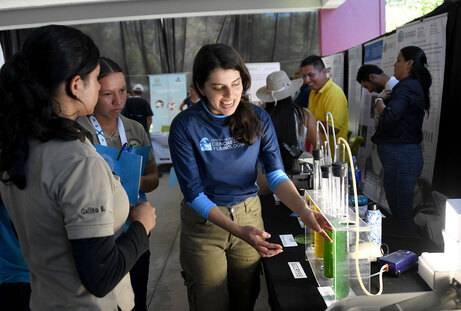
top-left (1, 12), bottom-right (318, 88)
top-left (430, 2), bottom-right (461, 197)
top-left (2, 6), bottom-right (461, 197)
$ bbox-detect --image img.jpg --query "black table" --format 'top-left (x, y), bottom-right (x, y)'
top-left (260, 194), bottom-right (441, 311)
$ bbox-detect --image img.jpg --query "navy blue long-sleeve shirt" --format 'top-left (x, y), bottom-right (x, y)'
top-left (169, 101), bottom-right (284, 209)
top-left (372, 76), bottom-right (426, 145)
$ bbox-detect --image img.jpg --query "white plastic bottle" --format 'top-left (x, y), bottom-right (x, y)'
top-left (366, 203), bottom-right (382, 245)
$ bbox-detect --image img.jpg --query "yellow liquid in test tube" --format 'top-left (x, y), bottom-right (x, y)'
top-left (314, 205), bottom-right (324, 258)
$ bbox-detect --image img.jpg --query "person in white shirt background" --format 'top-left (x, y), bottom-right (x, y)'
top-left (356, 64), bottom-right (399, 95)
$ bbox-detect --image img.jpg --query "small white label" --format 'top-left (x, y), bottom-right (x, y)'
top-left (288, 262), bottom-right (307, 279)
top-left (279, 234), bottom-right (298, 247)
top-left (317, 286), bottom-right (335, 306)
top-left (297, 217), bottom-right (305, 228)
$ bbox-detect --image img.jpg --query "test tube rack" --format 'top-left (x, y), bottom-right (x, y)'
top-left (304, 189), bottom-right (371, 301)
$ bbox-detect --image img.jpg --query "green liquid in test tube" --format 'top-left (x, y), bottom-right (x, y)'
top-left (323, 230), bottom-right (333, 278)
top-left (334, 228), bottom-right (349, 299)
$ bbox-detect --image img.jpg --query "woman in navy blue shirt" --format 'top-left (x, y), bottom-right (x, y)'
top-left (169, 44), bottom-right (331, 311)
top-left (372, 46), bottom-right (432, 226)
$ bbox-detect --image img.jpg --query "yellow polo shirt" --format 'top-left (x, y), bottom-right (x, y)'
top-left (308, 78), bottom-right (348, 160)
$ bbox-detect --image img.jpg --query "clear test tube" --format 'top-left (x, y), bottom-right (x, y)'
top-left (320, 164), bottom-right (332, 216)
top-left (321, 164), bottom-right (334, 279)
top-left (312, 149), bottom-right (324, 192)
top-left (332, 162), bottom-right (349, 220)
top-left (331, 163), bottom-right (340, 218)
top-left (334, 144), bottom-right (340, 163)
top-left (324, 142), bottom-right (331, 165)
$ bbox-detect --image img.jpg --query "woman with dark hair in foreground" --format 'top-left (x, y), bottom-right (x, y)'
top-left (0, 25), bottom-right (156, 310)
top-left (169, 43), bottom-right (331, 311)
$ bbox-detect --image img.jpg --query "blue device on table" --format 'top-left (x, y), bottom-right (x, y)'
top-left (377, 250), bottom-right (418, 276)
top-left (350, 194), bottom-right (368, 206)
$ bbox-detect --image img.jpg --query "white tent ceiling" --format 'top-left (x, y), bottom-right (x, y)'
top-left (0, 0), bottom-right (347, 31)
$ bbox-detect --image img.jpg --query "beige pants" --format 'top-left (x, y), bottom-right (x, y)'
top-left (180, 196), bottom-right (264, 311)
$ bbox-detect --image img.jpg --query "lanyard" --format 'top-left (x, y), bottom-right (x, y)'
top-left (89, 115), bottom-right (127, 147)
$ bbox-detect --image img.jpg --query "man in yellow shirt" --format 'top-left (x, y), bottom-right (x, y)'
top-left (301, 55), bottom-right (348, 161)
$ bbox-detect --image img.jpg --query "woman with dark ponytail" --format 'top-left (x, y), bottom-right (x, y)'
top-left (372, 45), bottom-right (432, 227)
top-left (0, 25), bottom-right (156, 310)
top-left (169, 43), bottom-right (331, 311)
top-left (401, 46), bottom-right (432, 113)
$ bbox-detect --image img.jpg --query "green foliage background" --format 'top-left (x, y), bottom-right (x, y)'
top-left (386, 0), bottom-right (444, 32)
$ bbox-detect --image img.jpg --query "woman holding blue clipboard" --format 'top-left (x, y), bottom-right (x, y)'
top-left (78, 57), bottom-right (159, 198)
top-left (1, 25), bottom-right (156, 310)
top-left (78, 57), bottom-right (159, 311)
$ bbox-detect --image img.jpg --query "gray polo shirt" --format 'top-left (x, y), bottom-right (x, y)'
top-left (0, 138), bottom-right (130, 310)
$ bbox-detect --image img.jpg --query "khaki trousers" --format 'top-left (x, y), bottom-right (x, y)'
top-left (180, 196), bottom-right (264, 311)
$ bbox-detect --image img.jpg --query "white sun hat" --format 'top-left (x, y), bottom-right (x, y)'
top-left (132, 83), bottom-right (144, 92)
top-left (256, 70), bottom-right (303, 103)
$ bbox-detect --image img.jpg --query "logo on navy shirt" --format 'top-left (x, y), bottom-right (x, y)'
top-left (200, 137), bottom-right (212, 151)
top-left (200, 137), bottom-right (245, 151)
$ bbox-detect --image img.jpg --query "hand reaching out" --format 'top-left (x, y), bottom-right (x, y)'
top-left (235, 226), bottom-right (283, 258)
top-left (300, 210), bottom-right (332, 242)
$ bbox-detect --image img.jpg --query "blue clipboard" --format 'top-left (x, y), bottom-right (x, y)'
top-left (95, 144), bottom-right (142, 205)
top-left (130, 146), bottom-right (151, 174)
top-left (131, 146), bottom-right (151, 202)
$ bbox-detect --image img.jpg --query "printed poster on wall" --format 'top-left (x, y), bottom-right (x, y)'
top-left (358, 38), bottom-right (385, 207)
top-left (322, 53), bottom-right (344, 90)
top-left (396, 13), bottom-right (447, 183)
top-left (148, 73), bottom-right (187, 133)
top-left (347, 45), bottom-right (363, 138)
top-left (380, 33), bottom-right (398, 76)
top-left (246, 62), bottom-right (281, 104)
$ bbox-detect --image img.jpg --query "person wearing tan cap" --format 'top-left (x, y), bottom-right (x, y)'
top-left (257, 70), bottom-right (323, 172)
